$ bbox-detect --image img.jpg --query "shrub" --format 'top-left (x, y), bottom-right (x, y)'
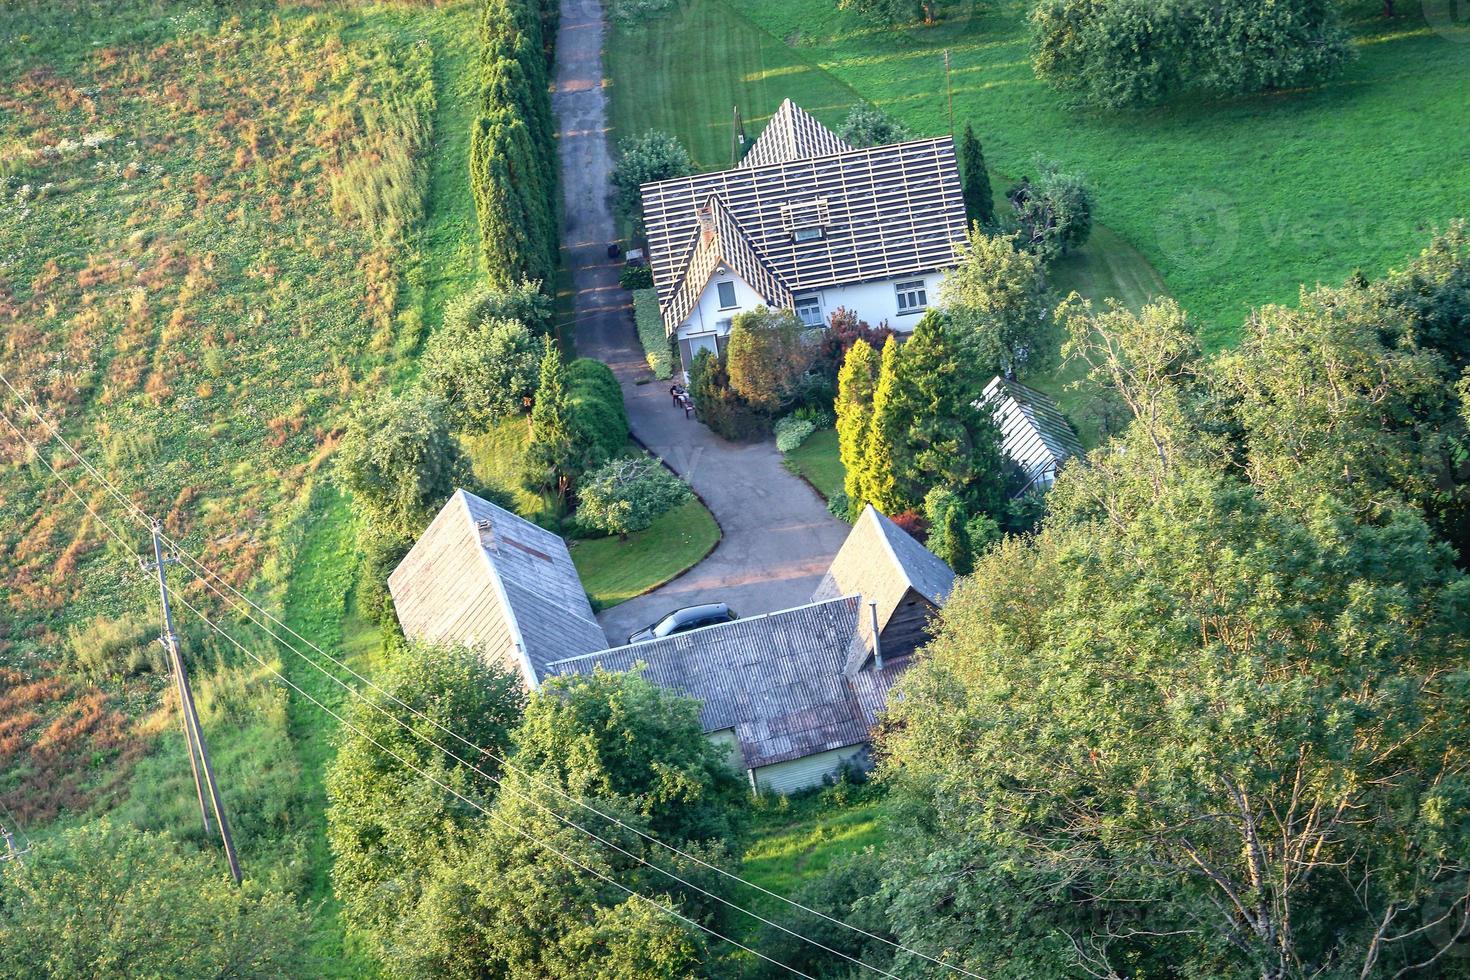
top-left (421, 317), bottom-right (542, 428)
top-left (726, 307), bottom-right (811, 413)
top-left (889, 510), bottom-right (929, 541)
top-left (443, 280), bottom-right (553, 336)
top-left (632, 288), bottom-right (673, 379)
top-left (575, 456), bottom-right (692, 538)
top-left (1009, 159), bottom-right (1093, 264)
top-left (1030, 0), bottom-right (1352, 109)
top-left (618, 263), bottom-right (653, 290)
top-left (689, 349), bottom-right (771, 441)
top-left (608, 0), bottom-right (682, 28)
top-left (566, 358), bottom-right (629, 464)
top-left (612, 131), bottom-right (693, 238)
top-left (827, 489), bottom-right (856, 521)
top-left (836, 103), bottom-right (910, 148)
top-left (774, 415), bottom-right (818, 453)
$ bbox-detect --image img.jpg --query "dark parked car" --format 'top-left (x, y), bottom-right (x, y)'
top-left (628, 603), bottom-right (737, 644)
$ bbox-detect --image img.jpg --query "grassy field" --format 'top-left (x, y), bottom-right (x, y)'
top-left (0, 2), bottom-right (476, 968)
top-left (733, 0), bottom-right (1470, 347)
top-left (603, 0), bottom-right (1164, 440)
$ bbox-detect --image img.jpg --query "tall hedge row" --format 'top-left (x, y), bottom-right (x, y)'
top-left (471, 0), bottom-right (560, 291)
top-left (567, 359), bottom-right (629, 463)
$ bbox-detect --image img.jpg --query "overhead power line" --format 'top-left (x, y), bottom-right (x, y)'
top-left (168, 589), bottom-right (819, 980)
top-left (169, 550), bottom-right (904, 980)
top-left (2, 373), bottom-right (985, 979)
top-left (156, 529), bottom-right (983, 979)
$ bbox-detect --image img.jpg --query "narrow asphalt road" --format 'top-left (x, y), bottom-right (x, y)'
top-left (551, 0), bottom-right (850, 646)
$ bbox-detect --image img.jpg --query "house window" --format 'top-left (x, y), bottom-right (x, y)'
top-left (792, 226), bottom-right (825, 244)
top-left (716, 281), bottom-right (738, 310)
top-left (795, 295), bottom-right (823, 327)
top-left (895, 280), bottom-right (928, 315)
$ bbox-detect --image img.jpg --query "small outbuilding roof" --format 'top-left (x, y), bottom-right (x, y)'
top-left (981, 377), bottom-right (1085, 492)
top-left (387, 489), bottom-right (607, 685)
top-left (812, 504), bottom-right (955, 632)
top-left (544, 596), bottom-right (891, 770)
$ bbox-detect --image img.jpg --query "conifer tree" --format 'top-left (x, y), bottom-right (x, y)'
top-left (860, 336), bottom-right (908, 514)
top-left (836, 338), bottom-right (880, 508)
top-left (523, 341), bottom-right (578, 503)
top-left (961, 124), bottom-right (995, 228)
top-left (471, 110), bottom-right (554, 290)
top-left (890, 313), bottom-right (1007, 519)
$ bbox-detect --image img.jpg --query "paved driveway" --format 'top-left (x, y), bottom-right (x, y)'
top-left (551, 0), bottom-right (849, 646)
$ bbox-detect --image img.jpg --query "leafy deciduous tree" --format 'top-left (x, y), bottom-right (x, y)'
top-left (612, 131), bottom-right (694, 239)
top-left (1009, 160), bottom-right (1092, 264)
top-left (836, 103), bottom-right (912, 148)
top-left (940, 227), bottom-right (1050, 375)
top-left (0, 820), bottom-right (311, 979)
top-left (574, 456), bottom-right (692, 539)
top-left (337, 390), bottom-right (472, 540)
top-left (422, 316), bottom-right (542, 428)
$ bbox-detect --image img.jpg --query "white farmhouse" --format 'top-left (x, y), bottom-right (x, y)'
top-left (640, 99), bottom-right (969, 369)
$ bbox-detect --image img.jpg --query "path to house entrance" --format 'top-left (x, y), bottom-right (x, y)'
top-left (552, 0), bottom-right (850, 646)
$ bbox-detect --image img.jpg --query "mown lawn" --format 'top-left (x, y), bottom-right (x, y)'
top-left (570, 498), bottom-right (721, 611)
top-left (733, 0), bottom-right (1470, 347)
top-left (465, 420), bottom-right (721, 609)
top-left (783, 427), bottom-right (844, 503)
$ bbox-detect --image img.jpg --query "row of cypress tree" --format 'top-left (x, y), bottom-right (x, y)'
top-left (471, 0), bottom-right (562, 291)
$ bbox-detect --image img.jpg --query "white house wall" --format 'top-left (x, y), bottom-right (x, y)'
top-left (673, 268), bottom-right (947, 349)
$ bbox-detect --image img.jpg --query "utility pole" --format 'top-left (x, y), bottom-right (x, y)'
top-left (0, 824), bottom-right (24, 864)
top-left (943, 49), bottom-right (955, 136)
top-left (732, 104), bottom-right (747, 166)
top-left (146, 521), bottom-right (241, 884)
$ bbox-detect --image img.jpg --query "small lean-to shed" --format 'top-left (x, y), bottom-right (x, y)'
top-left (387, 489), bottom-right (608, 686)
top-left (810, 505), bottom-right (956, 667)
top-left (979, 376), bottom-right (1085, 494)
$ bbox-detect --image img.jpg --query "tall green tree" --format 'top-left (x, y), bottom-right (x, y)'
top-left (523, 340), bottom-right (581, 501)
top-left (836, 337), bottom-right (881, 509)
top-left (336, 390), bottom-right (472, 540)
top-left (959, 124), bottom-right (995, 228)
top-left (612, 131), bottom-right (694, 239)
top-left (389, 670), bottom-right (742, 978)
top-left (860, 335), bottom-right (908, 514)
top-left (0, 820), bottom-right (311, 978)
top-left (876, 264), bottom-right (1470, 980)
top-left (888, 312), bottom-right (1007, 517)
top-left (327, 641), bottom-right (525, 975)
top-left (940, 228), bottom-right (1049, 376)
top-left (471, 109), bottom-right (554, 291)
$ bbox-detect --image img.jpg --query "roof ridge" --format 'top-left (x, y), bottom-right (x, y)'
top-left (545, 594), bottom-right (863, 668)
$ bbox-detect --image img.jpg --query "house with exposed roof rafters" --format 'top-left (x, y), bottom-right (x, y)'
top-left (640, 99), bottom-right (969, 370)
